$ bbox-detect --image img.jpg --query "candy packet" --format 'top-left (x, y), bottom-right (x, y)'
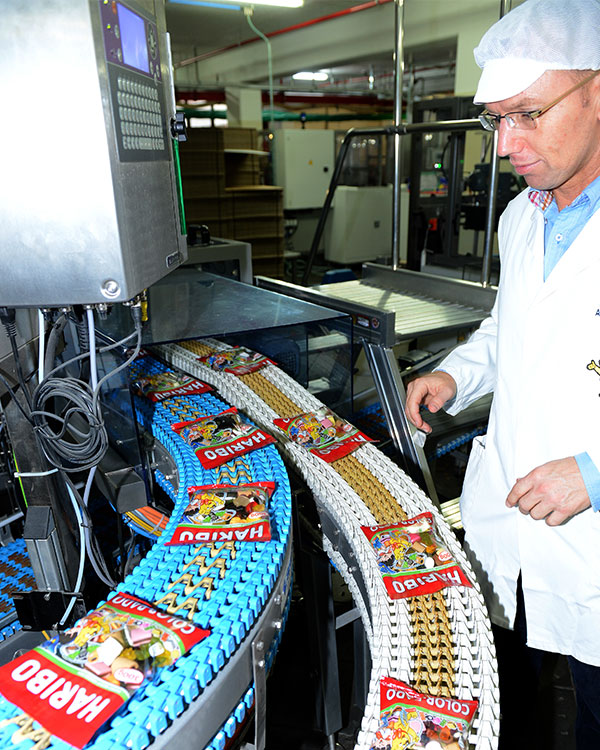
top-left (361, 512), bottom-right (471, 599)
top-left (273, 407), bottom-right (372, 463)
top-left (167, 482), bottom-right (274, 545)
top-left (198, 346), bottom-right (274, 376)
top-left (172, 407), bottom-right (276, 468)
top-left (371, 676), bottom-right (478, 750)
top-left (0, 593), bottom-right (209, 749)
top-left (132, 370), bottom-right (212, 402)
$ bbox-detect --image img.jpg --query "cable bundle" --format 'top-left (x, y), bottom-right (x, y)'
top-left (31, 374), bottom-right (108, 472)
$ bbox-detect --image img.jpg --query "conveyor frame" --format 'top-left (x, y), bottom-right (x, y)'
top-left (256, 265), bottom-right (497, 501)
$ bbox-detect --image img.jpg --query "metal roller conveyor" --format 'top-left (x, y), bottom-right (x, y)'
top-left (258, 263), bottom-right (497, 348)
top-left (312, 281), bottom-right (486, 340)
top-left (162, 339), bottom-right (500, 750)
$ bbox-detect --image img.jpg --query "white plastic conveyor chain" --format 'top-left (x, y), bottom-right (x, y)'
top-left (158, 340), bottom-right (500, 750)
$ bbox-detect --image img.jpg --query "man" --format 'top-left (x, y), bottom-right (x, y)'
top-left (405, 0), bottom-right (600, 747)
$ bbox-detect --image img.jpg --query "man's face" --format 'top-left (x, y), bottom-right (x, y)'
top-left (486, 70), bottom-right (600, 209)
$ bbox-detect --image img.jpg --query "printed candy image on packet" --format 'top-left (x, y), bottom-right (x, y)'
top-left (172, 407), bottom-right (276, 469)
top-left (371, 676), bottom-right (478, 750)
top-left (361, 512), bottom-right (471, 599)
top-left (132, 371), bottom-right (212, 402)
top-left (198, 346), bottom-right (274, 376)
top-left (166, 482), bottom-right (274, 545)
top-left (0, 593), bottom-right (209, 749)
top-left (274, 407), bottom-right (372, 463)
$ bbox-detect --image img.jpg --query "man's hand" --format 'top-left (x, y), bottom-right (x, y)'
top-left (506, 457), bottom-right (591, 526)
top-left (405, 371), bottom-right (457, 434)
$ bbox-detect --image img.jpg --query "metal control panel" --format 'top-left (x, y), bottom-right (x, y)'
top-left (99, 0), bottom-right (168, 160)
top-left (0, 0), bottom-right (187, 307)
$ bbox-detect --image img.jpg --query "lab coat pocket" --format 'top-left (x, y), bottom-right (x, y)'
top-left (460, 434), bottom-right (486, 527)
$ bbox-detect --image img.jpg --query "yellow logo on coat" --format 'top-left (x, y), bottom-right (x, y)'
top-left (587, 360), bottom-right (600, 377)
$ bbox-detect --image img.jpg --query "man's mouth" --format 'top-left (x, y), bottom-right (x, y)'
top-left (511, 159), bottom-right (538, 175)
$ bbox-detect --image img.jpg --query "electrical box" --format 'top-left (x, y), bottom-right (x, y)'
top-left (324, 185), bottom-right (409, 264)
top-left (0, 0), bottom-right (187, 307)
top-left (272, 130), bottom-right (335, 210)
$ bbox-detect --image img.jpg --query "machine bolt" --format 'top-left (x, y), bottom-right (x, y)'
top-left (101, 279), bottom-right (121, 299)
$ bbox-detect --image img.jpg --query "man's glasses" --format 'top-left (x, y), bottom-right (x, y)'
top-left (479, 70), bottom-right (600, 131)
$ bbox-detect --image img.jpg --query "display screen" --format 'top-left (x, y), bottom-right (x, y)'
top-left (117, 3), bottom-right (149, 73)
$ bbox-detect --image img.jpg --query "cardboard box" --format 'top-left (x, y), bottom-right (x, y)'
top-left (223, 127), bottom-right (258, 150)
top-left (248, 237), bottom-right (284, 258)
top-left (252, 255), bottom-right (284, 278)
top-left (231, 216), bottom-right (283, 240)
top-left (179, 149), bottom-right (225, 176)
top-left (184, 127), bottom-right (225, 150)
top-left (227, 186), bottom-right (283, 218)
top-left (181, 174), bottom-right (226, 198)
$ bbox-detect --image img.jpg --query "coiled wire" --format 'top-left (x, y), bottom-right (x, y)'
top-left (30, 375), bottom-right (108, 472)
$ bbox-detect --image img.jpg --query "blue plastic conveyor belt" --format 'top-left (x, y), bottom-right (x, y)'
top-left (0, 353), bottom-right (293, 750)
top-left (0, 540), bottom-right (34, 639)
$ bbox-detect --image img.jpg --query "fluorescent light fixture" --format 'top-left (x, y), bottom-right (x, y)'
top-left (292, 71), bottom-right (328, 82)
top-left (169, 0), bottom-right (303, 7)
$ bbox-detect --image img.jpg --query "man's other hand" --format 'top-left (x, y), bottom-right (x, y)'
top-left (506, 457), bottom-right (591, 526)
top-left (405, 371), bottom-right (457, 434)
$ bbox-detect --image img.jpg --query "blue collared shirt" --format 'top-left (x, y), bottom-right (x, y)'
top-left (529, 174), bottom-right (600, 510)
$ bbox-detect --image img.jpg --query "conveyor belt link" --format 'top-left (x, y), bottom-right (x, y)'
top-left (0, 356), bottom-right (293, 750)
top-left (161, 339), bottom-right (500, 750)
top-left (0, 540), bottom-right (34, 636)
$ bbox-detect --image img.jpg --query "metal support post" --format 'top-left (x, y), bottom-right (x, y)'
top-left (481, 129), bottom-right (500, 287)
top-left (363, 341), bottom-right (439, 505)
top-left (392, 0), bottom-right (405, 270)
top-left (252, 636), bottom-right (268, 750)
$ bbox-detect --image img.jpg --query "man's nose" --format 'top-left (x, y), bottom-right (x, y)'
top-left (497, 119), bottom-right (524, 157)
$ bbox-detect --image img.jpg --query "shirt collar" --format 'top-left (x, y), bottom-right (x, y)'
top-left (527, 189), bottom-right (553, 212)
top-left (528, 173), bottom-right (600, 214)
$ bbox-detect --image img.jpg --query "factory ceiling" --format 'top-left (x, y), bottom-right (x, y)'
top-left (165, 1), bottom-right (523, 104)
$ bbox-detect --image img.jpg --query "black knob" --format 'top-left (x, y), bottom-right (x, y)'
top-left (170, 112), bottom-right (187, 142)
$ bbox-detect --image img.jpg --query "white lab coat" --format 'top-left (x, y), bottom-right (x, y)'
top-left (439, 189), bottom-right (600, 665)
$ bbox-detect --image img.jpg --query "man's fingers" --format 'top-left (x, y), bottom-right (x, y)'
top-left (505, 477), bottom-right (525, 507)
top-left (423, 394), bottom-right (445, 414)
top-left (405, 382), bottom-right (428, 427)
top-left (505, 458), bottom-right (590, 525)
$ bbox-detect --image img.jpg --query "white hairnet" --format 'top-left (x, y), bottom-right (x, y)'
top-left (473, 0), bottom-right (600, 104)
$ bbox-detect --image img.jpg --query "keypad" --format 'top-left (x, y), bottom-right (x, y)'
top-left (117, 75), bottom-right (165, 152)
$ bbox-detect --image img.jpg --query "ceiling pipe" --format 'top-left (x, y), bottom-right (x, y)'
top-left (244, 7), bottom-right (275, 131)
top-left (175, 0), bottom-right (394, 68)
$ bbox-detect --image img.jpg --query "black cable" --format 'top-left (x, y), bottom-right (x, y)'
top-left (30, 306), bottom-right (142, 473)
top-left (44, 313), bottom-right (68, 378)
top-left (31, 378), bottom-right (108, 471)
top-left (0, 308), bottom-right (33, 411)
top-left (0, 372), bottom-right (35, 425)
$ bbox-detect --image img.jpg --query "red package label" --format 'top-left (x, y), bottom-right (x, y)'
top-left (166, 482), bottom-right (275, 545)
top-left (274, 407), bottom-right (372, 463)
top-left (172, 408), bottom-right (276, 468)
top-left (198, 346), bottom-right (274, 376)
top-left (132, 371), bottom-right (212, 402)
top-left (361, 512), bottom-right (471, 599)
top-left (372, 676), bottom-right (478, 750)
top-left (0, 593), bottom-right (208, 748)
